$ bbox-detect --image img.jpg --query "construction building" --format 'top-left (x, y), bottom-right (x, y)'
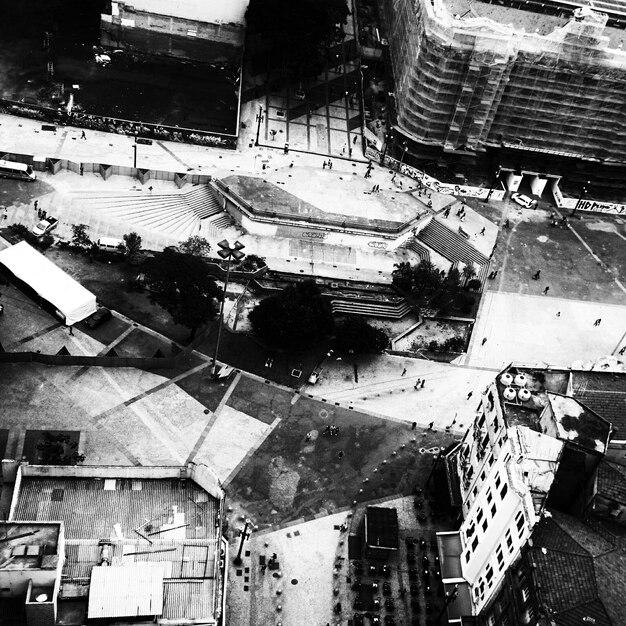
top-left (384, 0), bottom-right (626, 189)
top-left (4, 463), bottom-right (227, 626)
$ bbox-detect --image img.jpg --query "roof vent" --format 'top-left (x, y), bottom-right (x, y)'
top-left (35, 594), bottom-right (48, 603)
top-left (503, 387), bottom-right (516, 401)
top-left (518, 388), bottom-right (531, 402)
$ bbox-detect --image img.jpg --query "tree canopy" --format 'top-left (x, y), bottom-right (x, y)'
top-left (178, 235), bottom-right (212, 258)
top-left (392, 260), bottom-right (446, 295)
top-left (246, 0), bottom-right (349, 81)
top-left (36, 433), bottom-right (85, 465)
top-left (143, 247), bottom-right (222, 339)
top-left (249, 280), bottom-right (334, 350)
top-left (335, 317), bottom-right (389, 354)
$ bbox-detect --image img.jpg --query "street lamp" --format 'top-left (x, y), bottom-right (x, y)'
top-left (399, 141), bottom-right (409, 166)
top-left (233, 518), bottom-right (252, 565)
top-left (380, 130), bottom-right (392, 165)
top-left (132, 140), bottom-right (137, 169)
top-left (212, 239), bottom-right (245, 378)
top-left (436, 583), bottom-right (459, 624)
top-left (255, 105), bottom-right (264, 147)
top-left (484, 166), bottom-right (502, 203)
top-left (571, 179), bottom-right (590, 217)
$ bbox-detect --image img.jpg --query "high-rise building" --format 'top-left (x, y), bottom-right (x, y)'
top-left (385, 0), bottom-right (626, 166)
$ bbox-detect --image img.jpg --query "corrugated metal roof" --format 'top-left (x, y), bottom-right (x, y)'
top-left (162, 580), bottom-right (216, 620)
top-left (87, 564), bottom-right (164, 619)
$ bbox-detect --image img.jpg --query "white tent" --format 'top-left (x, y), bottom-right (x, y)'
top-left (0, 241), bottom-right (97, 325)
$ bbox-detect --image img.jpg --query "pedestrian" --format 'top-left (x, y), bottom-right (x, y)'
top-left (289, 161), bottom-right (294, 168)
top-left (480, 227), bottom-right (485, 235)
top-left (338, 450), bottom-right (344, 459)
top-left (261, 563), bottom-right (267, 574)
top-left (68, 326), bottom-right (74, 336)
top-left (271, 552), bottom-right (277, 561)
top-left (342, 146), bottom-right (346, 155)
top-left (401, 368), bottom-right (407, 376)
top-left (34, 200), bottom-right (38, 211)
top-left (619, 346), bottom-right (626, 356)
top-left (428, 421), bottom-right (434, 430)
top-left (594, 318), bottom-right (602, 326)
top-left (349, 148), bottom-right (352, 157)
top-left (148, 185), bottom-right (153, 193)
top-left (421, 379), bottom-right (425, 388)
top-left (305, 432), bottom-right (311, 442)
top-left (467, 391), bottom-right (473, 400)
top-left (414, 378), bottom-right (421, 389)
top-left (556, 311), bottom-right (561, 318)
top-left (37, 209), bottom-right (42, 219)
top-left (324, 425), bottom-right (331, 435)
top-left (353, 135), bottom-right (358, 144)
top-left (533, 270), bottom-right (541, 280)
top-left (323, 161), bottom-right (327, 170)
top-left (411, 422), bottom-right (417, 430)
top-left (543, 286), bottom-right (550, 295)
top-left (492, 270), bottom-right (498, 279)
top-left (80, 163), bottom-right (84, 176)
top-left (329, 160), bottom-right (333, 170)
top-left (80, 130), bottom-right (86, 140)
top-left (481, 337), bottom-right (487, 345)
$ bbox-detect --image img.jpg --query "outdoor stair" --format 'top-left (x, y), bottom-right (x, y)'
top-left (401, 238), bottom-right (431, 263)
top-left (416, 218), bottom-right (490, 288)
top-left (69, 185), bottom-right (234, 241)
top-left (331, 298), bottom-right (412, 319)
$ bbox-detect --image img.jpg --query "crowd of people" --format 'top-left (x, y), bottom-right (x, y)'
top-left (0, 101), bottom-right (237, 149)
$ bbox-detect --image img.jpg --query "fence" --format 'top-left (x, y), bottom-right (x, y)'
top-left (0, 351), bottom-right (175, 369)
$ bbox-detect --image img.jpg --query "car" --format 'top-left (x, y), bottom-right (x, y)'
top-left (84, 307), bottom-right (112, 329)
top-left (31, 216), bottom-right (58, 237)
top-left (308, 371), bottom-right (320, 384)
top-left (511, 192), bottom-right (537, 209)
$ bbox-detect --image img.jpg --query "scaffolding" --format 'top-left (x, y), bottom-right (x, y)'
top-left (387, 0), bottom-right (626, 163)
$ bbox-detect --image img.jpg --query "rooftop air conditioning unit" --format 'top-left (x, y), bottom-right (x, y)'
top-left (518, 388), bottom-right (531, 402)
top-left (500, 373), bottom-right (513, 386)
top-left (514, 374), bottom-right (528, 387)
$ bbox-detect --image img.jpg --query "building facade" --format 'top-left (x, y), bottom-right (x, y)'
top-left (386, 0), bottom-right (626, 165)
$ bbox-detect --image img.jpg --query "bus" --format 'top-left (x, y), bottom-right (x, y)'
top-left (0, 159), bottom-right (36, 182)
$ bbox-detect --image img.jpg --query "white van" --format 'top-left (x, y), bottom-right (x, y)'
top-left (97, 237), bottom-right (125, 253)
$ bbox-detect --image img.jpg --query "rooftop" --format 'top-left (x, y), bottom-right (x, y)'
top-left (0, 522), bottom-right (61, 571)
top-left (596, 459), bottom-right (626, 505)
top-left (364, 506), bottom-right (399, 550)
top-left (10, 468), bottom-right (223, 624)
top-left (530, 510), bottom-right (626, 625)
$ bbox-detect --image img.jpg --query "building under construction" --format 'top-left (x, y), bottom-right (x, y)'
top-left (384, 0), bottom-right (626, 188)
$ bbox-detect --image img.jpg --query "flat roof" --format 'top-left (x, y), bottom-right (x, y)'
top-left (365, 506), bottom-right (399, 550)
top-left (88, 564), bottom-right (164, 619)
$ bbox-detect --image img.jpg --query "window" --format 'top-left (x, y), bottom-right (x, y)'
top-left (505, 530), bottom-right (513, 553)
top-left (496, 546), bottom-right (504, 568)
top-left (472, 537), bottom-right (479, 552)
top-left (477, 508), bottom-right (484, 523)
top-left (465, 551), bottom-right (471, 563)
top-left (495, 474), bottom-right (501, 489)
top-left (515, 511), bottom-right (525, 532)
top-left (480, 470), bottom-right (486, 482)
top-left (472, 486), bottom-right (478, 498)
top-left (500, 483), bottom-right (508, 500)
top-left (482, 519), bottom-right (488, 532)
top-left (491, 503), bottom-right (497, 518)
top-left (487, 453), bottom-right (494, 467)
top-left (486, 564), bottom-right (494, 583)
top-left (487, 489), bottom-right (493, 504)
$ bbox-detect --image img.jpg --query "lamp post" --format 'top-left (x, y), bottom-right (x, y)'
top-left (233, 518), bottom-right (252, 565)
top-left (132, 141), bottom-right (137, 169)
top-left (484, 165), bottom-right (501, 203)
top-left (379, 130), bottom-right (392, 165)
top-left (435, 583), bottom-right (459, 624)
top-left (571, 180), bottom-right (590, 217)
top-left (255, 105), bottom-right (264, 147)
top-left (212, 239), bottom-right (245, 378)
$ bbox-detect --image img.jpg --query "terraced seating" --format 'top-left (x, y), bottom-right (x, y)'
top-left (69, 185), bottom-right (234, 241)
top-left (331, 298), bottom-right (412, 319)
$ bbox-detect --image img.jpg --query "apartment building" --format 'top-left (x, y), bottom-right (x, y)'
top-left (437, 365), bottom-right (612, 622)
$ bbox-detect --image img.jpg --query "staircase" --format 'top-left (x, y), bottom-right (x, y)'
top-left (70, 185), bottom-right (234, 241)
top-left (331, 298), bottom-right (412, 319)
top-left (417, 218), bottom-right (490, 286)
top-left (401, 238), bottom-right (431, 263)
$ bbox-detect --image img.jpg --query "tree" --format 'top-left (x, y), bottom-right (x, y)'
top-left (461, 263), bottom-right (477, 284)
top-left (237, 254), bottom-right (267, 272)
top-left (246, 0), bottom-right (349, 81)
top-left (143, 248), bottom-right (222, 340)
top-left (71, 223), bottom-right (91, 249)
top-left (392, 261), bottom-right (414, 293)
top-left (335, 317), bottom-right (389, 354)
top-left (178, 235), bottom-right (212, 257)
top-left (444, 266), bottom-right (461, 290)
top-left (123, 231), bottom-right (142, 261)
top-left (412, 260), bottom-right (445, 295)
top-left (467, 278), bottom-right (482, 291)
top-left (249, 280), bottom-right (334, 349)
top-left (36, 433), bottom-right (85, 465)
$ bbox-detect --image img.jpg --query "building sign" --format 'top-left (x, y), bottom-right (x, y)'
top-left (368, 241), bottom-right (388, 249)
top-left (575, 199), bottom-right (626, 215)
top-left (301, 231), bottom-right (328, 239)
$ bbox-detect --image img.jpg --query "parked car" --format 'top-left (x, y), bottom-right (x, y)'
top-left (511, 192), bottom-right (537, 209)
top-left (308, 370), bottom-right (320, 384)
top-left (84, 307), bottom-right (112, 329)
top-left (31, 216), bottom-right (58, 237)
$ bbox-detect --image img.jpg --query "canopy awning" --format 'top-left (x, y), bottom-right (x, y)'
top-left (0, 241), bottom-right (97, 325)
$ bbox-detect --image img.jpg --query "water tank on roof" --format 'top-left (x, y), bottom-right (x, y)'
top-left (514, 374), bottom-right (527, 387)
top-left (503, 387), bottom-right (516, 401)
top-left (500, 373), bottom-right (513, 386)
top-left (518, 388), bottom-right (531, 402)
